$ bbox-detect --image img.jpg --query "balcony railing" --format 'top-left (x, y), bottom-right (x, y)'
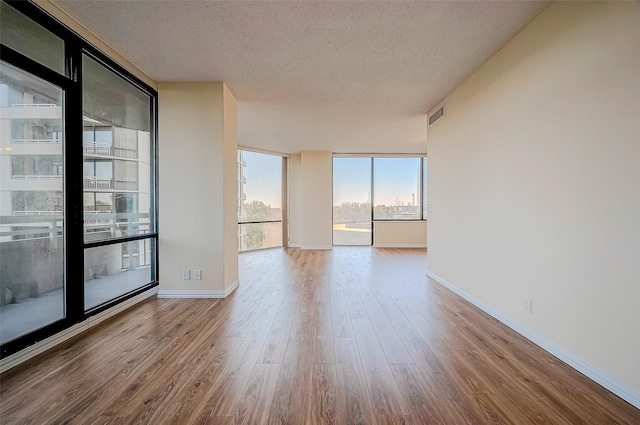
top-left (82, 142), bottom-right (138, 159)
top-left (1, 213), bottom-right (151, 241)
top-left (83, 142), bottom-right (112, 156)
top-left (11, 138), bottom-right (62, 144)
top-left (10, 103), bottom-right (58, 108)
top-left (83, 177), bottom-right (112, 190)
top-left (13, 211), bottom-right (63, 216)
top-left (12, 175), bottom-right (62, 180)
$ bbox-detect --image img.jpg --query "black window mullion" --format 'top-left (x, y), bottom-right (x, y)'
top-left (64, 39), bottom-right (85, 324)
top-left (419, 158), bottom-right (424, 221)
top-left (370, 157), bottom-right (374, 246)
top-left (84, 233), bottom-right (156, 250)
top-left (151, 93), bottom-right (159, 282)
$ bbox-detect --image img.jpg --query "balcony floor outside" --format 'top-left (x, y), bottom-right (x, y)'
top-left (0, 267), bottom-right (151, 344)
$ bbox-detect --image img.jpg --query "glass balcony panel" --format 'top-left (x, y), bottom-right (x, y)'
top-left (84, 240), bottom-right (153, 310)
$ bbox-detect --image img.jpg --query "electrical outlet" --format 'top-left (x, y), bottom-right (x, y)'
top-left (182, 269), bottom-right (190, 280)
top-left (193, 269), bottom-right (202, 280)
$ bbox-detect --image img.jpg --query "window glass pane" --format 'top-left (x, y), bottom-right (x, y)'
top-left (0, 61), bottom-right (65, 344)
top-left (11, 155), bottom-right (62, 177)
top-left (84, 240), bottom-right (153, 310)
top-left (238, 151), bottom-right (282, 223)
top-left (10, 119), bottom-right (63, 143)
top-left (237, 150), bottom-right (282, 252)
top-left (333, 158), bottom-right (372, 246)
top-left (373, 158), bottom-right (421, 220)
top-left (82, 54), bottom-right (152, 241)
top-left (0, 2), bottom-right (65, 74)
top-left (422, 157), bottom-right (427, 220)
top-left (238, 222), bottom-right (282, 251)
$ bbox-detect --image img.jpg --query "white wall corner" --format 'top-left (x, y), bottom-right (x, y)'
top-left (224, 280), bottom-right (239, 297)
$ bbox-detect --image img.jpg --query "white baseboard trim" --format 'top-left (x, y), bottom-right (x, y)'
top-left (287, 244), bottom-right (301, 248)
top-left (373, 243), bottom-right (427, 248)
top-left (301, 246), bottom-right (333, 250)
top-left (1, 286), bottom-right (159, 374)
top-left (225, 280), bottom-right (240, 297)
top-left (425, 271), bottom-right (640, 410)
top-left (157, 280), bottom-right (239, 299)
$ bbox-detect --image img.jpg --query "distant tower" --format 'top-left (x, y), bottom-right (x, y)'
top-left (412, 193), bottom-right (415, 206)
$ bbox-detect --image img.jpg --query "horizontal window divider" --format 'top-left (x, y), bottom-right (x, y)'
top-left (83, 233), bottom-right (157, 249)
top-left (0, 44), bottom-right (71, 89)
top-left (84, 281), bottom-right (158, 316)
top-left (372, 219), bottom-right (427, 222)
top-left (238, 220), bottom-right (282, 225)
top-left (333, 153), bottom-right (426, 158)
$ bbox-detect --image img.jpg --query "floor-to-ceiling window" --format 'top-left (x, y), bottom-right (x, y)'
top-left (373, 157), bottom-right (422, 220)
top-left (0, 62), bottom-right (66, 344)
top-left (332, 156), bottom-right (426, 246)
top-left (81, 53), bottom-right (155, 310)
top-left (237, 150), bottom-right (284, 251)
top-left (0, 0), bottom-right (158, 357)
top-left (332, 158), bottom-right (372, 245)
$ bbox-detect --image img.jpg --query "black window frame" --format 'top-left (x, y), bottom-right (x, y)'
top-left (331, 156), bottom-right (427, 246)
top-left (0, 0), bottom-right (159, 358)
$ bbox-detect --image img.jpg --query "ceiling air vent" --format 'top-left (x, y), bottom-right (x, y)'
top-left (428, 105), bottom-right (445, 126)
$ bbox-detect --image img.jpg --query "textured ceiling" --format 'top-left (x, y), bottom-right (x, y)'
top-left (52, 0), bottom-right (551, 154)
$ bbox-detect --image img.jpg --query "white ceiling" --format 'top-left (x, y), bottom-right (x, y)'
top-left (53, 0), bottom-right (551, 154)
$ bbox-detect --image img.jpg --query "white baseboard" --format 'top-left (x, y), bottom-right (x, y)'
top-left (301, 246), bottom-right (333, 250)
top-left (157, 280), bottom-right (239, 299)
top-left (373, 243), bottom-right (427, 248)
top-left (287, 244), bottom-right (301, 248)
top-left (425, 271), bottom-right (640, 410)
top-left (225, 280), bottom-right (239, 297)
top-left (0, 286), bottom-right (159, 374)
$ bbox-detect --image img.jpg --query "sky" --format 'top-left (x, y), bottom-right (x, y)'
top-left (333, 157), bottom-right (422, 206)
top-left (241, 151), bottom-right (282, 208)
top-left (240, 152), bottom-right (425, 208)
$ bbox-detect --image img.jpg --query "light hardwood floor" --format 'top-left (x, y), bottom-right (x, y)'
top-left (1, 248), bottom-right (639, 424)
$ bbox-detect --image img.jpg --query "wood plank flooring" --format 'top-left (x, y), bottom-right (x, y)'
top-left (1, 248), bottom-right (639, 424)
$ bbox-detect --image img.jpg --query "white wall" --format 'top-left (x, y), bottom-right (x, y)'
top-left (427, 1), bottom-right (640, 404)
top-left (158, 82), bottom-right (238, 296)
top-left (374, 221), bottom-right (427, 248)
top-left (222, 84), bottom-right (239, 288)
top-left (300, 151), bottom-right (333, 249)
top-left (288, 154), bottom-right (303, 247)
